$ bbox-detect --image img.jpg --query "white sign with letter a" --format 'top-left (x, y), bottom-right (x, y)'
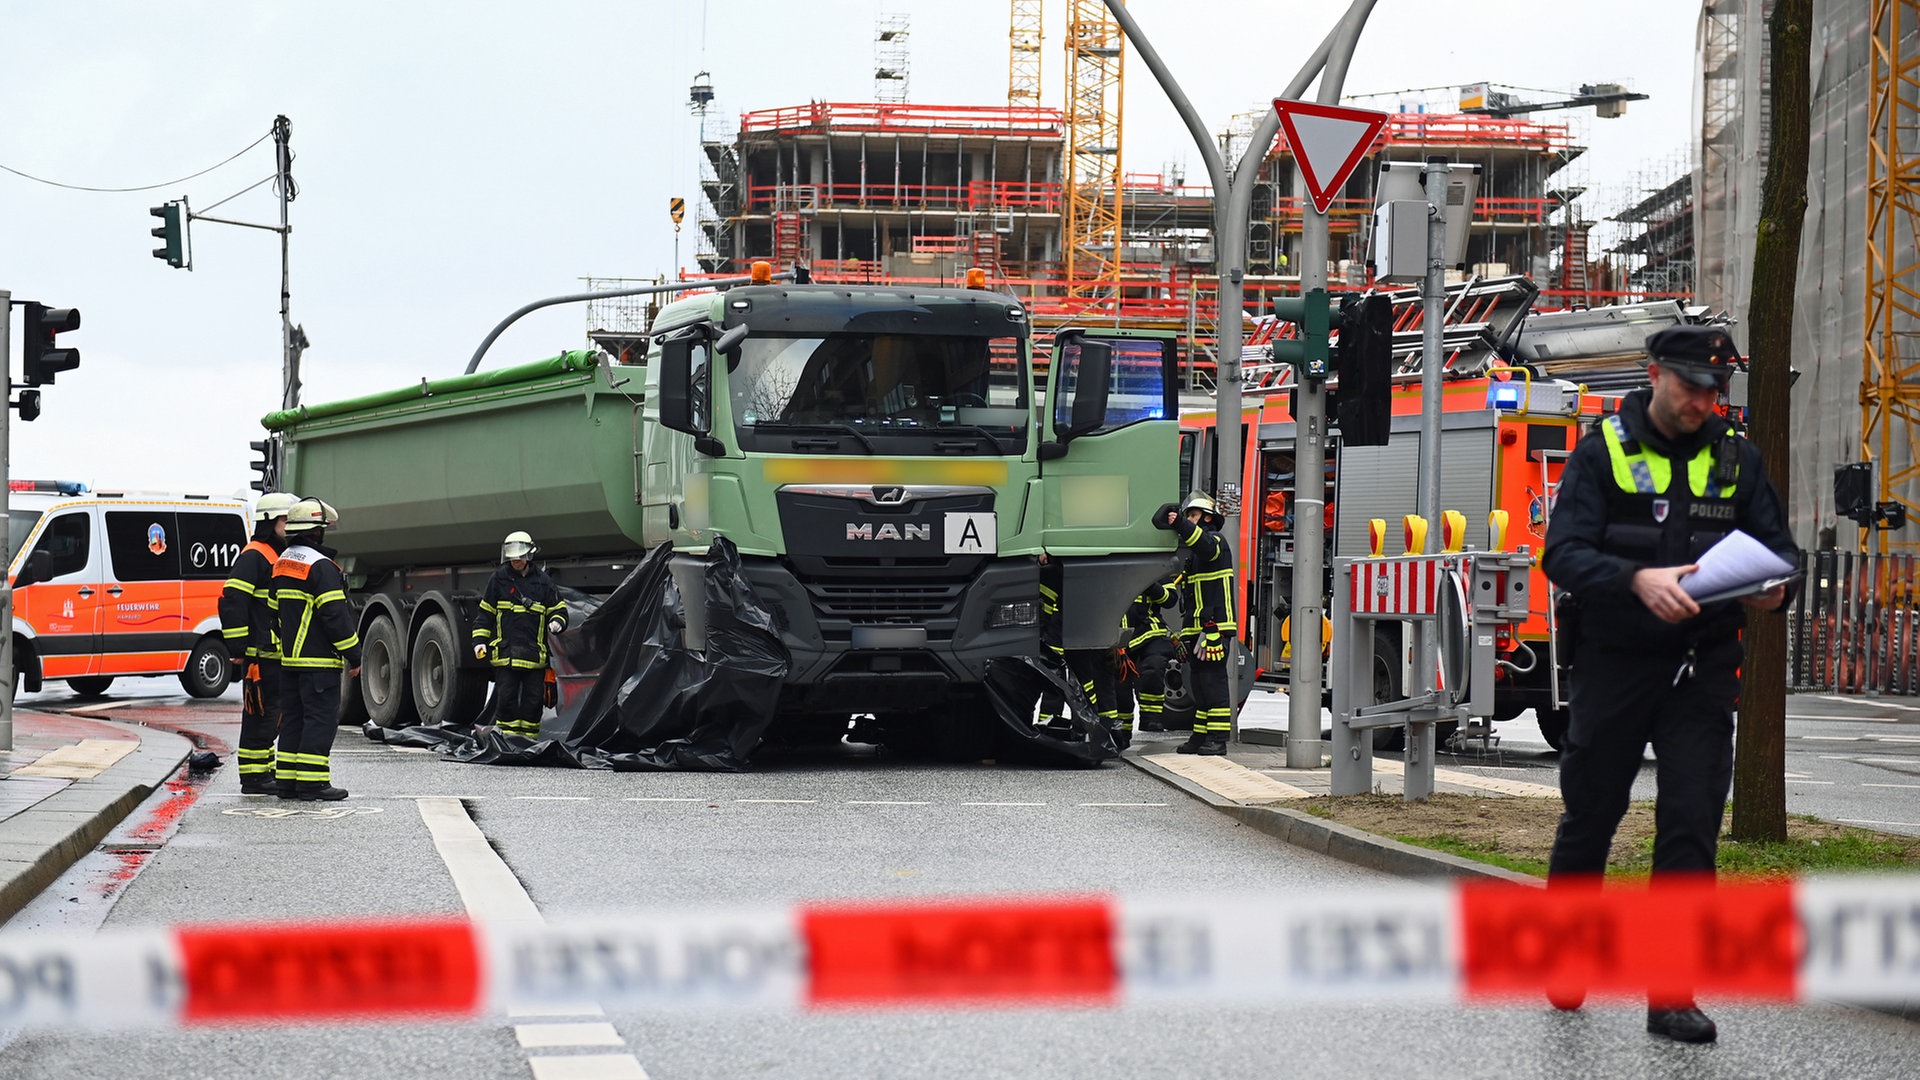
top-left (944, 512), bottom-right (997, 554)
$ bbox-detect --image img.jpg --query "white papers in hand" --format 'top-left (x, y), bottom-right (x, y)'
top-left (1680, 529), bottom-right (1796, 600)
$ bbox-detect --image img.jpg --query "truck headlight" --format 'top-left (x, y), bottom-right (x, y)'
top-left (989, 600), bottom-right (1039, 628)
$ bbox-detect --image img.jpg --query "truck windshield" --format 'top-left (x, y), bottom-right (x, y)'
top-left (730, 333), bottom-right (1028, 452)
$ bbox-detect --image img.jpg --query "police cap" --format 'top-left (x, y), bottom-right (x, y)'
top-left (1645, 325), bottom-right (1740, 389)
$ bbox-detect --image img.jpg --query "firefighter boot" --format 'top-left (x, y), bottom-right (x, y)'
top-left (239, 776), bottom-right (279, 795)
top-left (1194, 731), bottom-right (1229, 756)
top-left (1647, 1005), bottom-right (1717, 1044)
top-left (1174, 729), bottom-right (1209, 754)
top-left (285, 781), bottom-right (350, 802)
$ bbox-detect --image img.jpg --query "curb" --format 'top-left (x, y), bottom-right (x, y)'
top-left (1124, 748), bottom-right (1542, 886)
top-left (0, 720), bottom-right (195, 925)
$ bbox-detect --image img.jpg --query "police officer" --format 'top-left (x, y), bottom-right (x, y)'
top-left (1541, 324), bottom-right (1800, 1044)
top-left (1119, 573), bottom-right (1181, 732)
top-left (472, 531), bottom-right (568, 739)
top-left (1153, 492), bottom-right (1237, 755)
top-left (272, 498), bottom-right (360, 801)
top-left (220, 492), bottom-right (298, 794)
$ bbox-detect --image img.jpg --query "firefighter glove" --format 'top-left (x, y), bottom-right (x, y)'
top-left (1152, 502), bottom-right (1180, 530)
top-left (473, 642), bottom-right (488, 660)
top-left (1198, 633), bottom-right (1227, 663)
top-left (548, 619), bottom-right (564, 635)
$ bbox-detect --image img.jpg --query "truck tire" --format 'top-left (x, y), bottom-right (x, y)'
top-left (410, 612), bottom-right (488, 727)
top-left (1539, 707), bottom-right (1571, 753)
top-left (67, 676), bottom-right (114, 698)
top-left (360, 617), bottom-right (417, 729)
top-left (1371, 628), bottom-right (1407, 752)
top-left (179, 637), bottom-right (232, 699)
top-left (339, 667), bottom-right (370, 728)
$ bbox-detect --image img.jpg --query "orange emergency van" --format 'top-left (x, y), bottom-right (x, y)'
top-left (8, 483), bottom-right (249, 698)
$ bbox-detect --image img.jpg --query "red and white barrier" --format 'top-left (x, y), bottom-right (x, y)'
top-left (2, 876), bottom-right (1916, 1029)
top-left (1350, 556), bottom-right (1447, 616)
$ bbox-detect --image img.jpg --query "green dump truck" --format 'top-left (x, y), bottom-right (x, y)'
top-left (265, 281), bottom-right (1180, 736)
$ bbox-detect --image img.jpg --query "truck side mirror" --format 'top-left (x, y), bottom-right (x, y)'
top-left (1064, 339), bottom-right (1112, 439)
top-left (657, 336), bottom-right (712, 439)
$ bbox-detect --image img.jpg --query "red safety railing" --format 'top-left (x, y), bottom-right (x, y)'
top-left (745, 181), bottom-right (1061, 214)
top-left (738, 101), bottom-right (1064, 138)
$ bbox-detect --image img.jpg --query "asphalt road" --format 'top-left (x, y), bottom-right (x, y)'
top-left (2, 679), bottom-right (1918, 1078)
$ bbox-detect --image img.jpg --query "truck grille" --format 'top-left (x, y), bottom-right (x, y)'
top-left (804, 580), bottom-right (965, 622)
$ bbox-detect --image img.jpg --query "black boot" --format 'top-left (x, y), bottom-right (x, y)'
top-left (1647, 1005), bottom-right (1717, 1043)
top-left (1174, 731), bottom-right (1208, 754)
top-left (284, 781), bottom-right (350, 802)
top-left (1194, 732), bottom-right (1229, 756)
top-left (239, 775), bottom-right (278, 795)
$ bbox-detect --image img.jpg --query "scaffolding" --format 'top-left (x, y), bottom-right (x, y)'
top-left (1596, 149), bottom-right (1696, 301)
top-left (874, 14), bottom-right (910, 104)
top-left (1062, 0), bottom-right (1124, 306)
top-left (1008, 0), bottom-right (1043, 108)
top-left (1864, 0), bottom-right (1920, 547)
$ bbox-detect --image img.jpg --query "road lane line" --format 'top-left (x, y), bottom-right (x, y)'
top-left (515, 1022), bottom-right (625, 1048)
top-left (625, 797), bottom-right (706, 803)
top-left (1078, 802), bottom-right (1169, 807)
top-left (846, 800), bottom-right (931, 806)
top-left (962, 801), bottom-right (1047, 806)
top-left (1788, 779), bottom-right (1836, 785)
top-left (1862, 783), bottom-right (1920, 789)
top-left (528, 1056), bottom-right (651, 1080)
top-left (735, 799), bottom-right (816, 804)
top-left (1800, 736), bottom-right (1863, 741)
top-left (1787, 714), bottom-right (1901, 723)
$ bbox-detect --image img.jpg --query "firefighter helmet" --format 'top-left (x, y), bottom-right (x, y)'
top-left (284, 498), bottom-right (339, 533)
top-left (1181, 491), bottom-right (1222, 524)
top-left (501, 530), bottom-right (538, 561)
top-left (252, 491), bottom-right (298, 524)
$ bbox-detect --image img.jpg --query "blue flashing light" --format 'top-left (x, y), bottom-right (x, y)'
top-left (1487, 383), bottom-right (1524, 411)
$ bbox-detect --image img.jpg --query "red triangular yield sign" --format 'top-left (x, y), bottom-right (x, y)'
top-left (1272, 99), bottom-right (1390, 214)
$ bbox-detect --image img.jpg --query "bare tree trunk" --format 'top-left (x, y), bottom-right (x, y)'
top-left (1733, 0), bottom-right (1811, 843)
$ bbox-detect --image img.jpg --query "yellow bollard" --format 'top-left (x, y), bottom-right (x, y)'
top-left (1488, 509), bottom-right (1510, 552)
top-left (1368, 518), bottom-right (1388, 558)
top-left (1403, 514), bottom-right (1428, 555)
top-left (1440, 510), bottom-right (1467, 553)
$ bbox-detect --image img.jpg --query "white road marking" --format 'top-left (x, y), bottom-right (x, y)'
top-left (1875, 735), bottom-right (1920, 743)
top-left (1812, 694), bottom-right (1920, 711)
top-left (528, 1056), bottom-right (651, 1080)
top-left (513, 796), bottom-right (592, 801)
top-left (1856, 757), bottom-right (1920, 766)
top-left (1077, 802), bottom-right (1169, 807)
top-left (1862, 783), bottom-right (1920, 789)
top-left (1787, 714), bottom-right (1901, 723)
top-left (735, 799), bottom-right (816, 804)
top-left (625, 797), bottom-right (706, 803)
top-left (962, 801), bottom-right (1047, 807)
top-left (846, 800), bottom-right (932, 806)
top-left (1788, 779), bottom-right (1836, 785)
top-left (1799, 736), bottom-right (1863, 741)
top-left (515, 1022), bottom-right (626, 1048)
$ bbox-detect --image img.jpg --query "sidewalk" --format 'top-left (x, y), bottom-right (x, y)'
top-left (1122, 688), bottom-right (1549, 885)
top-left (0, 708), bottom-right (194, 925)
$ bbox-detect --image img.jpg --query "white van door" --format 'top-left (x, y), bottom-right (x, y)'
top-left (17, 507), bottom-right (104, 679)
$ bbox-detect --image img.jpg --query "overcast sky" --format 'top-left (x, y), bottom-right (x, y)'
top-left (2, 0), bottom-right (1700, 499)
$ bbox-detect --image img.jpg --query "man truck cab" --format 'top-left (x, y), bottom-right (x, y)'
top-left (8, 483), bottom-right (248, 699)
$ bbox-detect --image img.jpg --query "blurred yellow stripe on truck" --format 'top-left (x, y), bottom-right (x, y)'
top-left (762, 459), bottom-right (1009, 485)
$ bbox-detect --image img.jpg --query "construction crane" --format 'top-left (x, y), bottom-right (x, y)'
top-left (1062, 0), bottom-right (1124, 306)
top-left (1008, 0), bottom-right (1043, 107)
top-left (1459, 81), bottom-right (1648, 118)
top-left (1862, 0), bottom-right (1920, 550)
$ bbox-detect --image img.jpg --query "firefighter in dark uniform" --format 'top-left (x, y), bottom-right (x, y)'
top-left (1036, 552), bottom-right (1124, 746)
top-left (1153, 492), bottom-right (1237, 755)
top-left (1119, 573), bottom-right (1181, 732)
top-left (272, 498), bottom-right (361, 802)
top-left (220, 492), bottom-right (297, 794)
top-left (1541, 325), bottom-right (1800, 1044)
top-left (472, 530), bottom-right (569, 740)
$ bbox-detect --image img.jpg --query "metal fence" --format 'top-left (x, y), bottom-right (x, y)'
top-left (1789, 551), bottom-right (1920, 695)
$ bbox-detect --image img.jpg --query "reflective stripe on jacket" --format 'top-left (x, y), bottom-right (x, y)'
top-left (472, 564), bottom-right (568, 669)
top-left (273, 543), bottom-right (362, 671)
top-left (219, 538), bottom-right (283, 660)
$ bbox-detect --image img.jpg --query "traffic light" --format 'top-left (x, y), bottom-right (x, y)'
top-left (1270, 288), bottom-right (1333, 378)
top-left (1836, 462), bottom-right (1874, 525)
top-left (13, 389), bottom-right (41, 422)
top-left (1334, 293), bottom-right (1394, 447)
top-left (20, 302), bottom-right (81, 386)
top-left (248, 439), bottom-right (276, 493)
top-left (149, 199), bottom-right (191, 269)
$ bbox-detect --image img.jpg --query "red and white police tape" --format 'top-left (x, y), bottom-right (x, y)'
top-left (3, 876), bottom-right (1917, 1028)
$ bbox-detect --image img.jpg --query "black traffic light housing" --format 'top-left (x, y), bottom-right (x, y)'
top-left (20, 302), bottom-right (81, 386)
top-left (1333, 293), bottom-right (1394, 447)
top-left (248, 439), bottom-right (277, 493)
top-left (1835, 461), bottom-right (1907, 532)
top-left (150, 199), bottom-right (191, 269)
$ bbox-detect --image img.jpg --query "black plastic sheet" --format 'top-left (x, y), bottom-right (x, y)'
top-left (364, 537), bottom-right (789, 771)
top-left (980, 655), bottom-right (1121, 767)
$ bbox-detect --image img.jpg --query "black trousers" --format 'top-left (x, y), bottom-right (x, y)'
top-left (276, 668), bottom-right (341, 787)
top-left (492, 667), bottom-right (547, 739)
top-left (238, 658), bottom-right (281, 781)
top-left (1119, 640), bottom-right (1174, 727)
top-left (1547, 640), bottom-right (1739, 877)
top-left (1186, 651), bottom-right (1230, 736)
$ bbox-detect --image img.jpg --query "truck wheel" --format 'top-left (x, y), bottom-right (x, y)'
top-left (67, 676), bottom-right (114, 698)
top-left (179, 637), bottom-right (232, 699)
top-left (338, 667), bottom-right (370, 728)
top-left (1371, 628), bottom-right (1406, 752)
top-left (411, 612), bottom-right (488, 727)
top-left (1539, 707), bottom-right (1571, 752)
top-left (360, 617), bottom-right (417, 728)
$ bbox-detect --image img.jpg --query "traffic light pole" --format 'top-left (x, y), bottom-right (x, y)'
top-left (1404, 158), bottom-right (1452, 800)
top-left (1106, 0), bottom-right (1376, 766)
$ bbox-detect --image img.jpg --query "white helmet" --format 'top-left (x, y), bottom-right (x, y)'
top-left (285, 497), bottom-right (339, 533)
top-left (501, 530), bottom-right (538, 561)
top-left (253, 491), bottom-right (299, 524)
top-left (1182, 491), bottom-right (1221, 521)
